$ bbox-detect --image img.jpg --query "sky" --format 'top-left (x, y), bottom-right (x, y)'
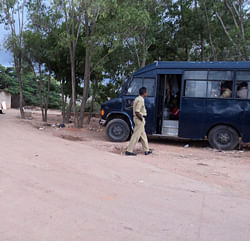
top-left (0, 1), bottom-right (29, 68)
top-left (0, 24), bottom-right (13, 67)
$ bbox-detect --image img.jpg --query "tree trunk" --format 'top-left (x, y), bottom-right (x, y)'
top-left (88, 79), bottom-right (98, 124)
top-left (61, 79), bottom-right (67, 123)
top-left (7, 1), bottom-right (25, 119)
top-left (79, 10), bottom-right (91, 128)
top-left (70, 53), bottom-right (78, 127)
top-left (79, 47), bottom-right (91, 128)
top-left (140, 28), bottom-right (149, 68)
top-left (44, 71), bottom-right (51, 123)
top-left (15, 62), bottom-right (25, 119)
top-left (63, 0), bottom-right (81, 128)
top-left (185, 45), bottom-right (189, 61)
top-left (141, 46), bottom-right (147, 68)
top-left (200, 34), bottom-right (204, 61)
top-left (38, 63), bottom-right (45, 121)
top-left (65, 97), bottom-right (73, 123)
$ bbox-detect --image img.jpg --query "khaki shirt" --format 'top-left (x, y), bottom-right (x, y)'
top-left (133, 95), bottom-right (147, 117)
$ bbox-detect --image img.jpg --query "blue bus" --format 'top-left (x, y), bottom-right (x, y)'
top-left (100, 61), bottom-right (250, 150)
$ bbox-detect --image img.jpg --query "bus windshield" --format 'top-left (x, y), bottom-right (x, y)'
top-left (126, 77), bottom-right (156, 96)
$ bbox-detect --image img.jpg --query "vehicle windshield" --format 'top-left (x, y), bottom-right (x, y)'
top-left (122, 77), bottom-right (131, 93)
top-left (126, 77), bottom-right (156, 96)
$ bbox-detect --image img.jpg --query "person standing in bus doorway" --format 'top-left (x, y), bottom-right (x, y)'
top-left (125, 87), bottom-right (152, 156)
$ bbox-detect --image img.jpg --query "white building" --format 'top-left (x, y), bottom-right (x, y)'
top-left (0, 90), bottom-right (11, 109)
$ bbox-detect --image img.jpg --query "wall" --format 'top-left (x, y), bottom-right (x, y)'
top-left (0, 90), bottom-right (11, 109)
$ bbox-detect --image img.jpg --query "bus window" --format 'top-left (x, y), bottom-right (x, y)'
top-left (127, 78), bottom-right (142, 95)
top-left (183, 71), bottom-right (207, 98)
top-left (143, 78), bottom-right (155, 96)
top-left (207, 81), bottom-right (233, 98)
top-left (207, 81), bottom-right (221, 98)
top-left (208, 71), bottom-right (233, 98)
top-left (236, 71), bottom-right (250, 99)
top-left (184, 80), bottom-right (207, 98)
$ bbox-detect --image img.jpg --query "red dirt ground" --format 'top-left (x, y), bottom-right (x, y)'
top-left (1, 109), bottom-right (250, 241)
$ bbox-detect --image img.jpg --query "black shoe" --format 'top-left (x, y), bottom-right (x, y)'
top-left (125, 151), bottom-right (136, 156)
top-left (145, 151), bottom-right (152, 155)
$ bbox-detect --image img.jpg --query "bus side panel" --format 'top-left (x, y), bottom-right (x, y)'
top-left (242, 101), bottom-right (250, 142)
top-left (179, 98), bottom-right (206, 139)
top-left (145, 97), bottom-right (156, 135)
top-left (205, 99), bottom-right (244, 137)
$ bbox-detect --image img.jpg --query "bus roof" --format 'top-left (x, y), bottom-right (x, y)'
top-left (133, 61), bottom-right (250, 76)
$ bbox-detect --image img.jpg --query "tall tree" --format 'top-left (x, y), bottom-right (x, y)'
top-left (0, 0), bottom-right (26, 118)
top-left (24, 0), bottom-right (59, 122)
top-left (78, 0), bottom-right (112, 127)
top-left (54, 0), bottom-right (84, 127)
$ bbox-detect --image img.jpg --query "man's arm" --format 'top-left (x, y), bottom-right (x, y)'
top-left (134, 99), bottom-right (143, 121)
top-left (135, 111), bottom-right (143, 121)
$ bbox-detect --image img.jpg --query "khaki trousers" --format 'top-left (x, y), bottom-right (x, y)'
top-left (127, 117), bottom-right (149, 153)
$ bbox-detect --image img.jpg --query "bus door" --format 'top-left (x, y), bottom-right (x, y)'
top-left (156, 70), bottom-right (183, 136)
top-left (179, 71), bottom-right (208, 139)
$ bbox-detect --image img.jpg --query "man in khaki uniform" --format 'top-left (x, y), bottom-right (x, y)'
top-left (126, 87), bottom-right (152, 156)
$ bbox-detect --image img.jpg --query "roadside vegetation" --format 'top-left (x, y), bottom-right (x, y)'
top-left (0, 0), bottom-right (249, 126)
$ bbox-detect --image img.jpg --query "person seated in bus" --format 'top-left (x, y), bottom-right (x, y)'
top-left (221, 82), bottom-right (232, 98)
top-left (237, 82), bottom-right (248, 99)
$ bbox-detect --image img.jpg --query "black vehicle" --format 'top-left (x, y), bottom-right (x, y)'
top-left (100, 61), bottom-right (250, 150)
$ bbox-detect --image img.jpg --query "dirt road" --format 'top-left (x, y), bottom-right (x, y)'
top-left (1, 109), bottom-right (250, 241)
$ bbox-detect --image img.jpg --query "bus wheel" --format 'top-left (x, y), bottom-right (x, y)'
top-left (106, 119), bottom-right (130, 142)
top-left (208, 125), bottom-right (239, 150)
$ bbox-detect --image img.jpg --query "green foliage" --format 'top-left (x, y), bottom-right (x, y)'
top-left (0, 65), bottom-right (19, 94)
top-left (85, 101), bottom-right (101, 112)
top-left (0, 65), bottom-right (61, 108)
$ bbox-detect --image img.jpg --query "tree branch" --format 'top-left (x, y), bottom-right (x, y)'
top-left (215, 11), bottom-right (235, 44)
top-left (224, 0), bottom-right (239, 29)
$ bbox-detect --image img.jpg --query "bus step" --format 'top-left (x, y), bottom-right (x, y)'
top-left (162, 127), bottom-right (179, 137)
top-left (162, 120), bottom-right (179, 128)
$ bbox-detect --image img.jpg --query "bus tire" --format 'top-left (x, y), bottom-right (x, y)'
top-left (106, 119), bottom-right (130, 142)
top-left (208, 125), bottom-right (239, 150)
